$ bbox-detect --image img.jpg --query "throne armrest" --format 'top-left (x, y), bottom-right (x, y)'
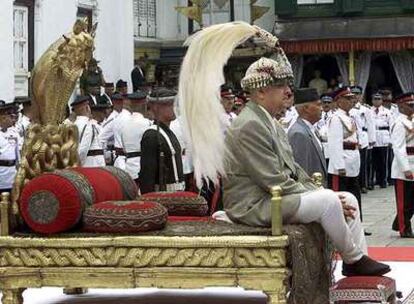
top-left (0, 192), bottom-right (10, 236)
top-left (270, 186), bottom-right (283, 236)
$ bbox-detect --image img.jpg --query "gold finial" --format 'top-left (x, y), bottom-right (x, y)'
top-left (312, 172), bottom-right (323, 188)
top-left (270, 186), bottom-right (283, 236)
top-left (0, 192), bottom-right (10, 236)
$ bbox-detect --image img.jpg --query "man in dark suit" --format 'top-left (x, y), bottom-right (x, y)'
top-left (131, 57), bottom-right (146, 92)
top-left (288, 88), bottom-right (327, 185)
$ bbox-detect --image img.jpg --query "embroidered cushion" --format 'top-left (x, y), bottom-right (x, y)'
top-left (20, 167), bottom-right (136, 234)
top-left (83, 201), bottom-right (167, 233)
top-left (20, 170), bottom-right (95, 234)
top-left (329, 276), bottom-right (396, 303)
top-left (140, 191), bottom-right (209, 216)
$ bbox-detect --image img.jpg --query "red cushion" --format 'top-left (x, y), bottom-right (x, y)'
top-left (140, 192), bottom-right (208, 216)
top-left (20, 172), bottom-right (93, 234)
top-left (70, 167), bottom-right (123, 203)
top-left (332, 276), bottom-right (396, 290)
top-left (83, 201), bottom-right (167, 233)
top-left (99, 167), bottom-right (138, 200)
top-left (168, 216), bottom-right (212, 222)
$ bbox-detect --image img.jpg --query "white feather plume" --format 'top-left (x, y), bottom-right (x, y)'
top-left (178, 22), bottom-right (257, 187)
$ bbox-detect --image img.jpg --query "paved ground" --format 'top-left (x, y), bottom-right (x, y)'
top-left (362, 185), bottom-right (414, 247)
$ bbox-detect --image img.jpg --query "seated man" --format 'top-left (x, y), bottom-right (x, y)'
top-left (223, 57), bottom-right (389, 277)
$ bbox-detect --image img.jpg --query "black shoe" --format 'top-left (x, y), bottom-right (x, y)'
top-left (380, 184), bottom-right (387, 188)
top-left (392, 217), bottom-right (399, 232)
top-left (401, 231), bottom-right (414, 238)
top-left (361, 187), bottom-right (368, 194)
top-left (364, 230), bottom-right (372, 236)
top-left (342, 255), bottom-right (391, 277)
top-left (367, 186), bottom-right (374, 190)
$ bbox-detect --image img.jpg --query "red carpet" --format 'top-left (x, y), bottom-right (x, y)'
top-left (368, 247), bottom-right (414, 262)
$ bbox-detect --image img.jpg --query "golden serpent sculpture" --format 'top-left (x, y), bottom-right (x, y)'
top-left (11, 19), bottom-right (96, 221)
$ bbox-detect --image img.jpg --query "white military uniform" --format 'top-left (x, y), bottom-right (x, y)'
top-left (0, 128), bottom-right (19, 190)
top-left (391, 114), bottom-right (414, 180)
top-left (315, 110), bottom-right (334, 159)
top-left (99, 110), bottom-right (119, 163)
top-left (350, 103), bottom-right (375, 150)
top-left (121, 112), bottom-right (151, 180)
top-left (74, 116), bottom-right (105, 167)
top-left (16, 114), bottom-right (31, 139)
top-left (328, 108), bottom-right (360, 177)
top-left (170, 117), bottom-right (193, 175)
top-left (371, 105), bottom-right (393, 147)
top-left (113, 109), bottom-right (132, 169)
top-left (280, 106), bottom-right (298, 133)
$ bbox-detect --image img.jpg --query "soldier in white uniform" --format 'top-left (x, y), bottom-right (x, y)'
top-left (328, 87), bottom-right (362, 220)
top-left (121, 91), bottom-right (151, 184)
top-left (72, 96), bottom-right (105, 167)
top-left (0, 101), bottom-right (19, 193)
top-left (14, 97), bottom-right (32, 139)
top-left (370, 93), bottom-right (393, 188)
top-left (349, 86), bottom-right (376, 193)
top-left (220, 85), bottom-right (237, 130)
top-left (113, 94), bottom-right (132, 170)
top-left (99, 93), bottom-right (124, 165)
top-left (315, 94), bottom-right (334, 167)
top-left (390, 93), bottom-right (414, 238)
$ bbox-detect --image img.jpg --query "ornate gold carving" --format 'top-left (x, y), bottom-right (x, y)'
top-left (11, 124), bottom-right (80, 216)
top-left (1, 289), bottom-right (24, 304)
top-left (271, 186), bottom-right (283, 236)
top-left (0, 247), bottom-right (284, 268)
top-left (31, 19), bottom-right (95, 125)
top-left (0, 193), bottom-right (10, 236)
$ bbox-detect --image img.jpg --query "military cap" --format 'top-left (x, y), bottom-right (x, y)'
top-left (127, 91), bottom-right (147, 102)
top-left (394, 92), bottom-right (414, 104)
top-left (116, 79), bottom-right (128, 89)
top-left (220, 85), bottom-right (235, 99)
top-left (332, 86), bottom-right (355, 101)
top-left (104, 82), bottom-right (114, 88)
top-left (350, 86), bottom-right (363, 95)
top-left (71, 95), bottom-right (91, 107)
top-left (320, 94), bottom-right (333, 103)
top-left (294, 88), bottom-right (319, 105)
top-left (0, 100), bottom-right (14, 113)
top-left (91, 101), bottom-right (112, 110)
top-left (148, 87), bottom-right (176, 104)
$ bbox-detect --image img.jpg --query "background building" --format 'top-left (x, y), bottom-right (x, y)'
top-left (0, 0), bottom-right (134, 102)
top-left (275, 0), bottom-right (414, 97)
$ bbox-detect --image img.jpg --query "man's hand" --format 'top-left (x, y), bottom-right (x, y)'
top-left (338, 194), bottom-right (357, 219)
top-left (404, 170), bottom-right (414, 180)
top-left (338, 169), bottom-right (346, 176)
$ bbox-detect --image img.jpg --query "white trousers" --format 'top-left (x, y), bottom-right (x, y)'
top-left (287, 189), bottom-right (367, 264)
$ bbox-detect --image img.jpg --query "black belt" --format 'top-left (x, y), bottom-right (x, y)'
top-left (343, 142), bottom-right (359, 150)
top-left (0, 160), bottom-right (16, 167)
top-left (126, 152), bottom-right (141, 158)
top-left (107, 145), bottom-right (115, 151)
top-left (407, 147), bottom-right (414, 155)
top-left (362, 127), bottom-right (368, 132)
top-left (114, 148), bottom-right (125, 156)
top-left (377, 127), bottom-right (390, 131)
top-left (87, 150), bottom-right (104, 156)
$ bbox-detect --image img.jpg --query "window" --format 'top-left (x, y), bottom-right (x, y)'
top-left (134, 0), bottom-right (156, 38)
top-left (13, 6), bottom-right (28, 73)
top-left (297, 0), bottom-right (334, 4)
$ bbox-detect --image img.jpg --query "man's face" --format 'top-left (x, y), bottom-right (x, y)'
top-left (153, 102), bottom-right (176, 122)
top-left (322, 103), bottom-right (331, 112)
top-left (0, 113), bottom-right (12, 129)
top-left (89, 86), bottom-right (101, 96)
top-left (261, 84), bottom-right (292, 116)
top-left (337, 96), bottom-right (354, 112)
top-left (400, 103), bottom-right (414, 117)
top-left (221, 96), bottom-right (234, 113)
top-left (105, 86), bottom-right (114, 95)
top-left (372, 97), bottom-right (383, 107)
top-left (308, 100), bottom-right (322, 123)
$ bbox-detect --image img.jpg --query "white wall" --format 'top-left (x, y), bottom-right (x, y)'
top-left (95, 0), bottom-right (134, 91)
top-left (253, 0), bottom-right (275, 32)
top-left (155, 0), bottom-right (188, 41)
top-left (0, 0), bottom-right (15, 102)
top-left (34, 0), bottom-right (77, 62)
